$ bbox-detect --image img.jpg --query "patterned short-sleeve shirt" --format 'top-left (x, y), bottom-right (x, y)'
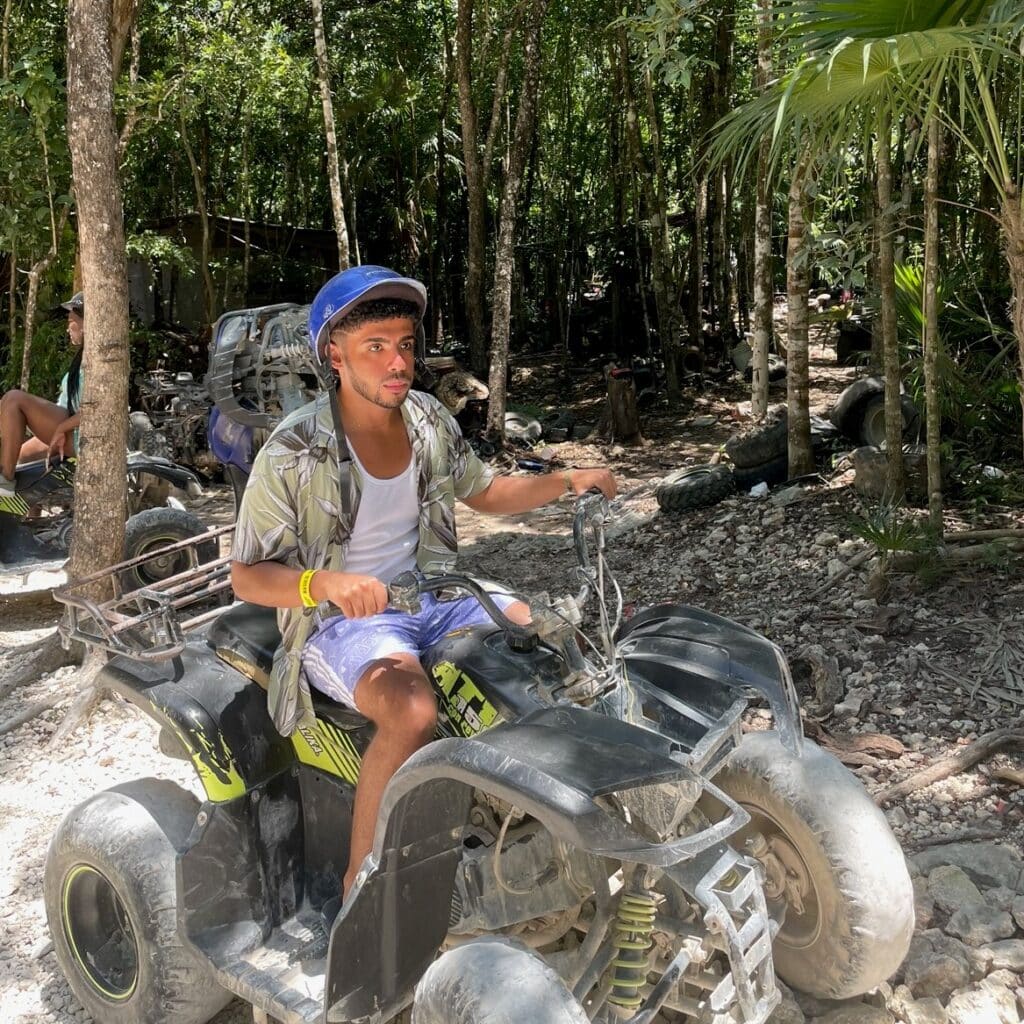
top-left (232, 388), bottom-right (494, 735)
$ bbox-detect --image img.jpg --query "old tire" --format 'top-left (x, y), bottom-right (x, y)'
top-left (123, 507), bottom-right (217, 589)
top-left (44, 779), bottom-right (230, 1024)
top-left (713, 731), bottom-right (914, 999)
top-left (858, 394), bottom-right (921, 447)
top-left (656, 464), bottom-right (734, 513)
top-left (725, 415), bottom-right (788, 468)
top-left (413, 937), bottom-right (589, 1024)
top-left (731, 453), bottom-right (788, 491)
top-left (505, 411), bottom-right (543, 444)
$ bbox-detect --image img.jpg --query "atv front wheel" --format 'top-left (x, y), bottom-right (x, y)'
top-left (413, 937), bottom-right (589, 1024)
top-left (713, 731), bottom-right (913, 1000)
top-left (44, 778), bottom-right (230, 1024)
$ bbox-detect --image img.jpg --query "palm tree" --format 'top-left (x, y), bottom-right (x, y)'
top-left (709, 0), bottom-right (1024, 500)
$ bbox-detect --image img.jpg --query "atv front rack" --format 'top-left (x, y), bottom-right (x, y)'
top-left (54, 525), bottom-right (236, 661)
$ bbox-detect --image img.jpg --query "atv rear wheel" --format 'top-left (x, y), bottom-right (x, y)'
top-left (712, 732), bottom-right (913, 999)
top-left (44, 778), bottom-right (230, 1024)
top-left (413, 937), bottom-right (589, 1024)
top-left (122, 507), bottom-right (217, 589)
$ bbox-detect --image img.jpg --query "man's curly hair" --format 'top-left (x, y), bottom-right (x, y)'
top-left (329, 298), bottom-right (420, 338)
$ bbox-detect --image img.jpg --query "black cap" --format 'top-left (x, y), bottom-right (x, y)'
top-left (60, 291), bottom-right (84, 314)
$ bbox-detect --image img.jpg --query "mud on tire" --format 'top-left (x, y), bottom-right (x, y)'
top-left (655, 464), bottom-right (735, 513)
top-left (712, 731), bottom-right (914, 999)
top-left (413, 937), bottom-right (589, 1024)
top-left (44, 779), bottom-right (230, 1024)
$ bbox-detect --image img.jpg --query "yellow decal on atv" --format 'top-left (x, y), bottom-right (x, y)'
top-left (0, 493), bottom-right (30, 516)
top-left (163, 717), bottom-right (246, 803)
top-left (292, 719), bottom-right (362, 783)
top-left (432, 661), bottom-right (500, 738)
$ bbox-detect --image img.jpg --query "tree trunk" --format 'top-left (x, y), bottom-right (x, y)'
top-left (607, 371), bottom-right (642, 444)
top-left (617, 26), bottom-right (679, 397)
top-left (751, 0), bottom-right (773, 419)
top-left (456, 0), bottom-right (487, 374)
top-left (786, 154), bottom-right (813, 477)
top-left (485, 0), bottom-right (548, 437)
top-left (1, 0), bottom-right (12, 81)
top-left (311, 0), bottom-right (350, 270)
top-left (21, 209), bottom-right (70, 389)
top-left (1003, 188), bottom-right (1024, 459)
top-left (178, 104), bottom-right (216, 327)
top-left (922, 117), bottom-right (942, 529)
top-left (67, 0), bottom-right (132, 582)
top-left (876, 109), bottom-right (906, 500)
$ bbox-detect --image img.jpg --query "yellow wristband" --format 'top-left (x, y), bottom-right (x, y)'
top-left (299, 569), bottom-right (320, 608)
top-left (562, 469), bottom-right (574, 494)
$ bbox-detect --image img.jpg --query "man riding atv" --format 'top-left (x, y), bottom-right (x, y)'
top-left (230, 265), bottom-right (617, 923)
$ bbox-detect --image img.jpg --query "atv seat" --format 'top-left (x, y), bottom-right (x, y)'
top-left (208, 602), bottom-right (367, 729)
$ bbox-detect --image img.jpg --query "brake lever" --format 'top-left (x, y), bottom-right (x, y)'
top-left (388, 570), bottom-right (422, 615)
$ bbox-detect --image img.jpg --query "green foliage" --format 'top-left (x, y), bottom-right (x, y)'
top-left (849, 501), bottom-right (940, 555)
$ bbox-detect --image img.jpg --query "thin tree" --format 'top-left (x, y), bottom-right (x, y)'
top-left (311, 0), bottom-right (350, 270)
top-left (922, 114), bottom-right (942, 528)
top-left (456, 0), bottom-right (520, 374)
top-left (875, 109), bottom-right (906, 499)
top-left (750, 0), bottom-right (774, 418)
top-left (486, 0), bottom-right (549, 436)
top-left (67, 0), bottom-right (132, 579)
top-left (786, 150), bottom-right (814, 476)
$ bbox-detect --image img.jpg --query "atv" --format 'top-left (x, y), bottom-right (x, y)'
top-left (47, 493), bottom-right (914, 1024)
top-left (0, 451), bottom-right (210, 576)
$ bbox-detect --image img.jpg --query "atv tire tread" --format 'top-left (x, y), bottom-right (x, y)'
top-left (656, 464), bottom-right (735, 513)
top-left (122, 507), bottom-right (217, 589)
top-left (713, 732), bottom-right (914, 1000)
top-left (731, 453), bottom-right (789, 491)
top-left (44, 778), bottom-right (231, 1024)
top-left (725, 415), bottom-right (788, 468)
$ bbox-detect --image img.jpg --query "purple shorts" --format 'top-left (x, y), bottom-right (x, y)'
top-left (302, 589), bottom-right (517, 709)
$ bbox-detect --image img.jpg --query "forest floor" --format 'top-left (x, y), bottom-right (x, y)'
top-left (1, 334), bottom-right (1023, 1024)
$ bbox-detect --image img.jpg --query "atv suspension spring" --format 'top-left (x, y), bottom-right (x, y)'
top-left (607, 890), bottom-right (657, 1012)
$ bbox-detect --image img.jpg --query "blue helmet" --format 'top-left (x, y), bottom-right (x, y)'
top-left (308, 265), bottom-right (427, 364)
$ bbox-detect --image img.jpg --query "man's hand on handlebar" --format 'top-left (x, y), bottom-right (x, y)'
top-left (311, 571), bottom-right (388, 618)
top-left (566, 468), bottom-right (617, 499)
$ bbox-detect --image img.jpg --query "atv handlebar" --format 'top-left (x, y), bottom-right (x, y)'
top-left (387, 571), bottom-right (540, 652)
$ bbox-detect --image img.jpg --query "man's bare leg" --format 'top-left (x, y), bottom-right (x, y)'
top-left (344, 652), bottom-right (437, 897)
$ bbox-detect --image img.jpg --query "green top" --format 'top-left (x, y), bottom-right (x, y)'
top-left (231, 388), bottom-right (495, 735)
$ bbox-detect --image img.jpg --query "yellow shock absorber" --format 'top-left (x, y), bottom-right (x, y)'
top-left (607, 890), bottom-right (657, 1012)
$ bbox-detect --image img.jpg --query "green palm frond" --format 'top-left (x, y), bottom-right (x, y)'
top-left (707, 22), bottom-right (997, 178)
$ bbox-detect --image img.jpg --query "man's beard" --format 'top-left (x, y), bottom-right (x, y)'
top-left (344, 360), bottom-right (410, 409)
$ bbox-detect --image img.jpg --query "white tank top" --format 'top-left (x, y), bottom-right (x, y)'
top-left (343, 447), bottom-right (419, 583)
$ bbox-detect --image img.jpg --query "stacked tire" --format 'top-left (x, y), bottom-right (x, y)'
top-left (725, 414), bottom-right (789, 491)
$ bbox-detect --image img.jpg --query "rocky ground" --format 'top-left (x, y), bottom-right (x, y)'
top-left (1, 341), bottom-right (1022, 1024)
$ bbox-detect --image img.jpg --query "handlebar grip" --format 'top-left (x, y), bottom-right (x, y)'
top-left (388, 570), bottom-right (422, 615)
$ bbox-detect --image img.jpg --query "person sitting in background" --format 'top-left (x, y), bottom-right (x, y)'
top-left (0, 291), bottom-right (85, 496)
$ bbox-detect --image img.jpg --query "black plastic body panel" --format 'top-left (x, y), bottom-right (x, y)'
top-left (96, 640), bottom-right (296, 800)
top-left (324, 705), bottom-right (704, 1021)
top-left (616, 603), bottom-right (802, 755)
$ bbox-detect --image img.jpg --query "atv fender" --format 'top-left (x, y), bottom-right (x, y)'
top-left (324, 705), bottom-right (748, 1022)
top-left (96, 641), bottom-right (295, 802)
top-left (127, 453), bottom-right (204, 494)
top-left (616, 604), bottom-right (803, 757)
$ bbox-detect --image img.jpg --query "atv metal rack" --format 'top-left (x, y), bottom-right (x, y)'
top-left (54, 525), bottom-right (236, 661)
